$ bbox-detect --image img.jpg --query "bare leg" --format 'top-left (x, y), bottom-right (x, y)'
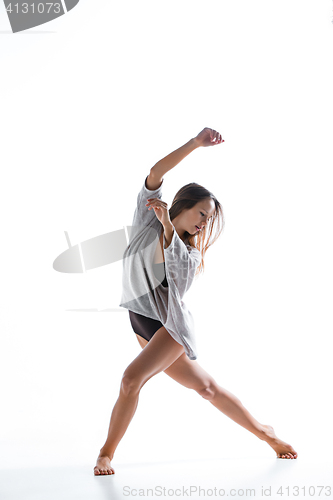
top-left (98, 388), bottom-right (139, 458)
top-left (207, 385), bottom-right (297, 458)
top-left (93, 326), bottom-right (185, 475)
top-left (146, 344), bottom-right (298, 460)
top-left (208, 384), bottom-right (266, 439)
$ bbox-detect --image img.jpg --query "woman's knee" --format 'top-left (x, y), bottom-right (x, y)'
top-left (121, 370), bottom-right (143, 396)
top-left (197, 379), bottom-right (218, 400)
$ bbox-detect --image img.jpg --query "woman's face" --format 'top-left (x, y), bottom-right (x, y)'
top-left (172, 198), bottom-right (216, 238)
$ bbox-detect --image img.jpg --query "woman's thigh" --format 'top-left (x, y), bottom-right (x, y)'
top-left (135, 334), bottom-right (217, 395)
top-left (123, 326), bottom-right (185, 390)
top-left (135, 333), bottom-right (149, 349)
top-left (163, 353), bottom-right (217, 395)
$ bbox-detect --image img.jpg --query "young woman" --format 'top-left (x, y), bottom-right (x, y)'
top-left (94, 127), bottom-right (298, 476)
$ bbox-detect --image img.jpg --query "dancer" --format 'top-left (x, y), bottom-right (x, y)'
top-left (94, 127), bottom-right (298, 476)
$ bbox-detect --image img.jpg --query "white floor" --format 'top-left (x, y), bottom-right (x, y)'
top-left (0, 456), bottom-right (331, 500)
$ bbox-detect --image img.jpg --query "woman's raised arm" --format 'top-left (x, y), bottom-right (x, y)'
top-left (148, 127), bottom-right (224, 189)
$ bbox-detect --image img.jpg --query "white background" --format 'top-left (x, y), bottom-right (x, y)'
top-left (0, 0), bottom-right (332, 472)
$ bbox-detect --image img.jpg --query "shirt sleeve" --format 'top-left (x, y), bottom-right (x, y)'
top-left (131, 175), bottom-right (165, 229)
top-left (163, 226), bottom-right (201, 300)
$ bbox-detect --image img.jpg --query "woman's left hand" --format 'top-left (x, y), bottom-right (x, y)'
top-left (145, 198), bottom-right (171, 226)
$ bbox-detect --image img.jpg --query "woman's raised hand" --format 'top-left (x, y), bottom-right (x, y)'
top-left (145, 198), bottom-right (171, 226)
top-left (194, 127), bottom-right (224, 147)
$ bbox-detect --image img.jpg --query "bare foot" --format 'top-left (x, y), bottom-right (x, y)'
top-left (261, 425), bottom-right (298, 459)
top-left (93, 455), bottom-right (115, 476)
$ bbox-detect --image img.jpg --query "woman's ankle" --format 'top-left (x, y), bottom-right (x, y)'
top-left (99, 447), bottom-right (114, 460)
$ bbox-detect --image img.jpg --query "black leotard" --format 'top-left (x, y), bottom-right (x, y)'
top-left (128, 262), bottom-right (168, 341)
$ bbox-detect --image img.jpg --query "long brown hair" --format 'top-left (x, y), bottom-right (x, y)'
top-left (168, 182), bottom-right (225, 277)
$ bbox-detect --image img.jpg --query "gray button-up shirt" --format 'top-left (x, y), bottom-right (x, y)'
top-left (119, 175), bottom-right (201, 360)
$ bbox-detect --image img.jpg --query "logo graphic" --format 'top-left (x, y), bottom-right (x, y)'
top-left (53, 226), bottom-right (172, 311)
top-left (53, 227), bottom-right (130, 274)
top-left (3, 0), bottom-right (80, 33)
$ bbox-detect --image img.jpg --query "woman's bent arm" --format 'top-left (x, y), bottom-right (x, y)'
top-left (147, 127), bottom-right (223, 190)
top-left (150, 137), bottom-right (200, 181)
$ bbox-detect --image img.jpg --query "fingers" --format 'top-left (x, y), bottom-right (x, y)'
top-left (209, 129), bottom-right (224, 145)
top-left (145, 198), bottom-right (168, 211)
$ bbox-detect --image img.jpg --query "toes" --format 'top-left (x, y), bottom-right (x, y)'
top-left (94, 465), bottom-right (115, 476)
